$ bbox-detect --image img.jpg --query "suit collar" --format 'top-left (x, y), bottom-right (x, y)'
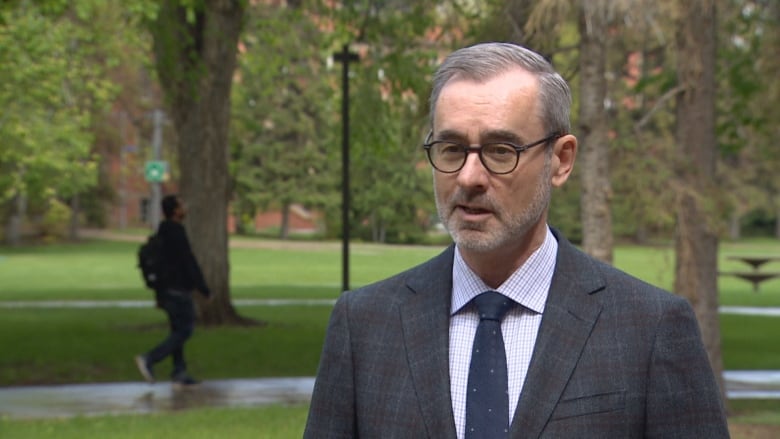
top-left (401, 245), bottom-right (459, 438)
top-left (510, 229), bottom-right (606, 437)
top-left (398, 232), bottom-right (607, 438)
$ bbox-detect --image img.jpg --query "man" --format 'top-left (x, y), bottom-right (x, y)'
top-left (135, 194), bottom-right (211, 388)
top-left (304, 42), bottom-right (729, 438)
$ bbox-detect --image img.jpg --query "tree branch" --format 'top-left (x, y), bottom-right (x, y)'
top-left (634, 84), bottom-right (685, 132)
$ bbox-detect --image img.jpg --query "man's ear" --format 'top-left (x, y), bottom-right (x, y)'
top-left (551, 134), bottom-right (577, 187)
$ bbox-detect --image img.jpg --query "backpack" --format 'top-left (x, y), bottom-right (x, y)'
top-left (138, 233), bottom-right (166, 290)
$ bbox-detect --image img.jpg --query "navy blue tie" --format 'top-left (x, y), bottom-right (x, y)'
top-left (465, 291), bottom-right (514, 439)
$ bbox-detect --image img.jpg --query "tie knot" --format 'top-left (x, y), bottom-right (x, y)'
top-left (473, 291), bottom-right (513, 322)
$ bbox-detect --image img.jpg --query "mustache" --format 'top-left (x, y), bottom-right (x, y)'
top-left (448, 191), bottom-right (497, 211)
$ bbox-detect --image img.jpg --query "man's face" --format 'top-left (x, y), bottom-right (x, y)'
top-left (432, 68), bottom-right (554, 254)
top-left (174, 199), bottom-right (186, 221)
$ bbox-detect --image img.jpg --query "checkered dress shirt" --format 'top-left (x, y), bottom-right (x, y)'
top-left (449, 227), bottom-right (557, 439)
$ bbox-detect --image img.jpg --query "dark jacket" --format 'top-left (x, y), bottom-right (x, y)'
top-left (304, 229), bottom-right (729, 438)
top-left (157, 219), bottom-right (210, 297)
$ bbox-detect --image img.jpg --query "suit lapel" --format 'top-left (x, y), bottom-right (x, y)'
top-left (400, 245), bottom-right (458, 438)
top-left (510, 233), bottom-right (604, 438)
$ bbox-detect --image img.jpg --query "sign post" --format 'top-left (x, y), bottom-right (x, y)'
top-left (147, 109), bottom-right (165, 227)
top-left (144, 161), bottom-right (168, 183)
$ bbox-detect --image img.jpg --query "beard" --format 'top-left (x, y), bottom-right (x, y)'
top-left (434, 156), bottom-right (552, 253)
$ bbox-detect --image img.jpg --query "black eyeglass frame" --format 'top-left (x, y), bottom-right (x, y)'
top-left (422, 131), bottom-right (564, 175)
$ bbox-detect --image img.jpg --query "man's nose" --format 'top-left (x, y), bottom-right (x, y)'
top-left (456, 150), bottom-right (489, 188)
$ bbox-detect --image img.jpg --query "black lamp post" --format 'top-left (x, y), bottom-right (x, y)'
top-left (334, 44), bottom-right (359, 293)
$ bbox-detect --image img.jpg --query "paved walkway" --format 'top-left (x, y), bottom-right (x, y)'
top-left (0, 377), bottom-right (315, 419)
top-left (1, 372), bottom-right (779, 420)
top-left (0, 299), bottom-right (336, 309)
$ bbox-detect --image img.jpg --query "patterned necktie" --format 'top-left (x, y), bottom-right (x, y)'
top-left (465, 291), bottom-right (514, 439)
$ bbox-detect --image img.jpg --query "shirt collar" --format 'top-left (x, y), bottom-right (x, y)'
top-left (451, 226), bottom-right (557, 315)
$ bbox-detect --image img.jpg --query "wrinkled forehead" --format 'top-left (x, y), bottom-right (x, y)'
top-left (433, 69), bottom-right (542, 134)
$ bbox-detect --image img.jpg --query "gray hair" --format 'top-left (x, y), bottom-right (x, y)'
top-left (429, 42), bottom-right (571, 135)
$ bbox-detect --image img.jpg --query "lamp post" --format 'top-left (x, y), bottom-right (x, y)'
top-left (334, 44), bottom-right (359, 293)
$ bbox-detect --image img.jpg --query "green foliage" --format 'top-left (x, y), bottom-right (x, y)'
top-left (0, 0), bottom-right (121, 231)
top-left (4, 0), bottom-right (777, 246)
top-left (715, 0), bottom-right (780, 235)
top-left (740, 209), bottom-right (778, 237)
top-left (38, 198), bottom-right (71, 242)
top-left (347, 60), bottom-right (435, 243)
top-left (230, 3), bottom-right (338, 235)
top-left (319, 0), bottom-right (441, 243)
top-left (716, 0), bottom-right (772, 156)
top-left (230, 0), bottom-right (442, 243)
top-left (548, 176), bottom-right (582, 243)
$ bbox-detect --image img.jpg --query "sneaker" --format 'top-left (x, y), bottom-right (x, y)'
top-left (134, 355), bottom-right (155, 383)
top-left (172, 375), bottom-right (201, 389)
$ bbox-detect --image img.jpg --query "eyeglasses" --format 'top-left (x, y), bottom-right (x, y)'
top-left (422, 132), bottom-right (562, 174)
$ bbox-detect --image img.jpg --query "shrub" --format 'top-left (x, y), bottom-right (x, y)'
top-left (38, 198), bottom-right (71, 242)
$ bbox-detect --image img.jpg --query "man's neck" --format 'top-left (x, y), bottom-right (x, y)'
top-left (459, 224), bottom-right (548, 289)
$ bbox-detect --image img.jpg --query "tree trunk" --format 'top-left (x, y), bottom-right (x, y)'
top-left (151, 0), bottom-right (247, 325)
top-left (506, 0), bottom-right (534, 45)
top-left (280, 202), bottom-right (290, 240)
top-left (728, 211), bottom-right (741, 240)
top-left (69, 194), bottom-right (80, 241)
top-left (634, 223), bottom-right (647, 245)
top-left (673, 0), bottom-right (726, 406)
top-left (578, 0), bottom-right (613, 264)
top-left (776, 202), bottom-right (780, 239)
top-left (5, 194), bottom-right (24, 246)
top-left (775, 197), bottom-right (780, 239)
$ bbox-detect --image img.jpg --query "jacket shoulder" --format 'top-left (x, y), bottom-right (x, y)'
top-left (553, 230), bottom-right (686, 310)
top-left (340, 245), bottom-right (454, 307)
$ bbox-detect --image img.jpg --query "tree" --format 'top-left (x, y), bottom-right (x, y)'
top-left (0, 0), bottom-right (118, 244)
top-left (767, 0), bottom-right (780, 237)
top-left (230, 2), bottom-right (338, 239)
top-left (716, 0), bottom-right (780, 239)
top-left (672, 0), bottom-right (726, 402)
top-left (314, 0), bottom-right (440, 243)
top-left (576, 0), bottom-right (613, 263)
top-left (148, 0), bottom-right (246, 325)
top-left (521, 0), bottom-right (615, 256)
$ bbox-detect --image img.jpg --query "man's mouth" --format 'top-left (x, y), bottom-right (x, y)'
top-left (456, 205), bottom-right (493, 217)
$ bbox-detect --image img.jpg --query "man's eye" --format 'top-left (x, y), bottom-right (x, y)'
top-left (484, 144), bottom-right (515, 156)
top-left (438, 143), bottom-right (463, 154)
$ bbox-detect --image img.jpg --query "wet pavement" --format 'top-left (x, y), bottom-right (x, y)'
top-left (0, 299), bottom-right (336, 309)
top-left (724, 370), bottom-right (780, 399)
top-left (1, 372), bottom-right (779, 420)
top-left (0, 377), bottom-right (315, 419)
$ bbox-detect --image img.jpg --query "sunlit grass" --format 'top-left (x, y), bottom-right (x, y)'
top-left (0, 404), bottom-right (309, 439)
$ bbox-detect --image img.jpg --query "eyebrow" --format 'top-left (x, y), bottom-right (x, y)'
top-left (434, 128), bottom-right (525, 144)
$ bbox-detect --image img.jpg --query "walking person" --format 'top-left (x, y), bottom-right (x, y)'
top-left (304, 42), bottom-right (729, 438)
top-left (135, 194), bottom-right (211, 388)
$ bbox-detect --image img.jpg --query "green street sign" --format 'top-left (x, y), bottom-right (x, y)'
top-left (144, 161), bottom-right (168, 183)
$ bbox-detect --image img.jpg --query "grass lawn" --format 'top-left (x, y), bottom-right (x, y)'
top-left (1, 402), bottom-right (779, 439)
top-left (0, 306), bottom-right (330, 385)
top-left (0, 404), bottom-right (310, 439)
top-left (0, 234), bottom-right (778, 436)
top-left (0, 238), bottom-right (444, 301)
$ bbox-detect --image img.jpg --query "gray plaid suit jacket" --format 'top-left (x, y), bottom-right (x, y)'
top-left (304, 230), bottom-right (729, 438)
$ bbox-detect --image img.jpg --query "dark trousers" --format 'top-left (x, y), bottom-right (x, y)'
top-left (145, 288), bottom-right (195, 378)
